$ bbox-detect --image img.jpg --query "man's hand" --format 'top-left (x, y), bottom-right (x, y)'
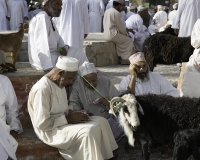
top-left (59, 47), bottom-right (67, 56)
top-left (129, 64), bottom-right (137, 78)
top-left (10, 130), bottom-right (19, 140)
top-left (84, 34), bottom-right (88, 39)
top-left (99, 97), bottom-right (110, 106)
top-left (174, 29), bottom-right (179, 35)
top-left (126, 29), bottom-right (135, 34)
top-left (66, 111), bottom-right (90, 124)
top-left (24, 16), bottom-right (29, 21)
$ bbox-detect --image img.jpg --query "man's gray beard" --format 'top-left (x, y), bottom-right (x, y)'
top-left (58, 77), bottom-right (65, 88)
top-left (136, 71), bottom-right (149, 83)
top-left (49, 5), bottom-right (60, 17)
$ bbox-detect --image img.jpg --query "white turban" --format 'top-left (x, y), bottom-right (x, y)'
top-left (173, 3), bottom-right (178, 9)
top-left (157, 5), bottom-right (163, 10)
top-left (130, 6), bottom-right (136, 10)
top-left (79, 61), bottom-right (97, 76)
top-left (137, 5), bottom-right (147, 12)
top-left (56, 56), bottom-right (78, 72)
top-left (43, 0), bottom-right (49, 5)
top-left (114, 0), bottom-right (124, 5)
top-left (0, 50), bottom-right (6, 65)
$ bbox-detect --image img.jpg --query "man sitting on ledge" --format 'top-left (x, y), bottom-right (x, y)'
top-left (28, 56), bottom-right (118, 160)
top-left (0, 51), bottom-right (23, 160)
top-left (103, 0), bottom-right (135, 64)
top-left (119, 52), bottom-right (180, 97)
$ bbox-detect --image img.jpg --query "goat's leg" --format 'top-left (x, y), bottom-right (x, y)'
top-left (192, 146), bottom-right (200, 160)
top-left (12, 44), bottom-right (22, 67)
top-left (140, 136), bottom-right (151, 160)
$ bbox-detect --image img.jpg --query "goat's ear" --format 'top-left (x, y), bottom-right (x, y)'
top-left (138, 103), bottom-right (144, 115)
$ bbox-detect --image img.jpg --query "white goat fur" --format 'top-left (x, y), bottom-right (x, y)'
top-left (118, 94), bottom-right (141, 146)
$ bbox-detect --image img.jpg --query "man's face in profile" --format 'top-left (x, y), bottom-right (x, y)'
top-left (48, 0), bottom-right (62, 17)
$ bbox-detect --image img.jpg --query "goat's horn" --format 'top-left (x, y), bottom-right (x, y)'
top-left (110, 97), bottom-right (126, 117)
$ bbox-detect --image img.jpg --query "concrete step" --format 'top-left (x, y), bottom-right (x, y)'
top-left (17, 33), bottom-right (119, 66)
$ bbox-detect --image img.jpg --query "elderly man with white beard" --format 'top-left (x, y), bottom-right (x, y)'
top-left (119, 52), bottom-right (180, 97)
top-left (0, 51), bottom-right (23, 160)
top-left (28, 56), bottom-right (118, 160)
top-left (28, 0), bottom-right (88, 72)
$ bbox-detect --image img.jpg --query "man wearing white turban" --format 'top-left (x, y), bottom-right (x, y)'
top-left (28, 57), bottom-right (118, 160)
top-left (125, 5), bottom-right (136, 20)
top-left (172, 0), bottom-right (200, 37)
top-left (69, 61), bottom-right (124, 142)
top-left (28, 0), bottom-right (88, 72)
top-left (125, 5), bottom-right (150, 51)
top-left (148, 5), bottom-right (167, 35)
top-left (168, 3), bottom-right (178, 25)
top-left (0, 51), bottom-right (23, 160)
top-left (103, 0), bottom-right (135, 64)
top-left (119, 52), bottom-right (180, 97)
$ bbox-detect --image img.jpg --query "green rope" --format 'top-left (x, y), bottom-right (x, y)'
top-left (78, 72), bottom-right (110, 103)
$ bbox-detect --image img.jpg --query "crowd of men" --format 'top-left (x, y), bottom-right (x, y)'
top-left (1, 0), bottom-right (200, 159)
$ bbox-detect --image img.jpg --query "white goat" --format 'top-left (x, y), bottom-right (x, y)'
top-left (110, 94), bottom-right (144, 146)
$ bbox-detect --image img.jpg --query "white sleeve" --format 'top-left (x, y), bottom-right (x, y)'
top-left (34, 15), bottom-right (54, 70)
top-left (31, 89), bottom-right (68, 131)
top-left (2, 0), bottom-right (7, 16)
top-left (191, 19), bottom-right (200, 49)
top-left (7, 1), bottom-right (11, 17)
top-left (119, 76), bottom-right (130, 92)
top-left (5, 78), bottom-right (23, 133)
top-left (100, 0), bottom-right (105, 16)
top-left (82, 0), bottom-right (89, 34)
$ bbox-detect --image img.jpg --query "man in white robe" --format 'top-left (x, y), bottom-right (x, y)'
top-left (148, 5), bottom-right (167, 35)
top-left (28, 0), bottom-right (88, 71)
top-left (69, 61), bottom-right (124, 142)
top-left (168, 3), bottom-right (178, 25)
top-left (125, 5), bottom-right (150, 51)
top-left (7, 0), bottom-right (28, 30)
top-left (28, 56), bottom-right (118, 160)
top-left (180, 19), bottom-right (200, 97)
top-left (125, 5), bottom-right (136, 20)
top-left (172, 0), bottom-right (200, 37)
top-left (119, 52), bottom-right (180, 97)
top-left (88, 0), bottom-right (104, 32)
top-left (53, 0), bottom-right (89, 49)
top-left (103, 0), bottom-right (135, 64)
top-left (0, 51), bottom-right (23, 160)
top-left (22, 0), bottom-right (29, 22)
top-left (0, 0), bottom-right (8, 30)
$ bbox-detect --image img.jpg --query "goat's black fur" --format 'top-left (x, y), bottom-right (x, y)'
top-left (173, 129), bottom-right (200, 160)
top-left (142, 34), bottom-right (194, 71)
top-left (119, 93), bottom-right (200, 160)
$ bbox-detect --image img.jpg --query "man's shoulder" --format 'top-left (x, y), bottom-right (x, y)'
top-left (0, 74), bottom-right (10, 83)
top-left (30, 77), bottom-right (51, 93)
top-left (149, 71), bottom-right (166, 80)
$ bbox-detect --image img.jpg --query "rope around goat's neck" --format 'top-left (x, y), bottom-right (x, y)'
top-left (78, 72), bottom-right (110, 103)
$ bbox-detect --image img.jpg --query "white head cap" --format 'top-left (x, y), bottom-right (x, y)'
top-left (79, 61), bottom-right (97, 76)
top-left (173, 3), bottom-right (178, 9)
top-left (137, 5), bottom-right (147, 12)
top-left (114, 0), bottom-right (124, 5)
top-left (56, 56), bottom-right (78, 72)
top-left (43, 0), bottom-right (49, 5)
top-left (157, 5), bottom-right (163, 10)
top-left (130, 6), bottom-right (136, 10)
top-left (0, 50), bottom-right (6, 65)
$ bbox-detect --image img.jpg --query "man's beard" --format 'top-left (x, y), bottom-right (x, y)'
top-left (49, 5), bottom-right (61, 17)
top-left (58, 77), bottom-right (65, 88)
top-left (136, 70), bottom-right (149, 83)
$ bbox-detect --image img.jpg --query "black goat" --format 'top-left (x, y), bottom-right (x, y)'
top-left (142, 34), bottom-right (194, 71)
top-left (173, 129), bottom-right (200, 160)
top-left (110, 94), bottom-right (200, 160)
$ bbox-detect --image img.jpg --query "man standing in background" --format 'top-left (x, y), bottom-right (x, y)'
top-left (0, 0), bottom-right (8, 30)
top-left (54, 0), bottom-right (89, 49)
top-left (88, 0), bottom-right (104, 32)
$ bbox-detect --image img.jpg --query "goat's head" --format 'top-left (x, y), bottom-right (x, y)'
top-left (110, 94), bottom-right (144, 146)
